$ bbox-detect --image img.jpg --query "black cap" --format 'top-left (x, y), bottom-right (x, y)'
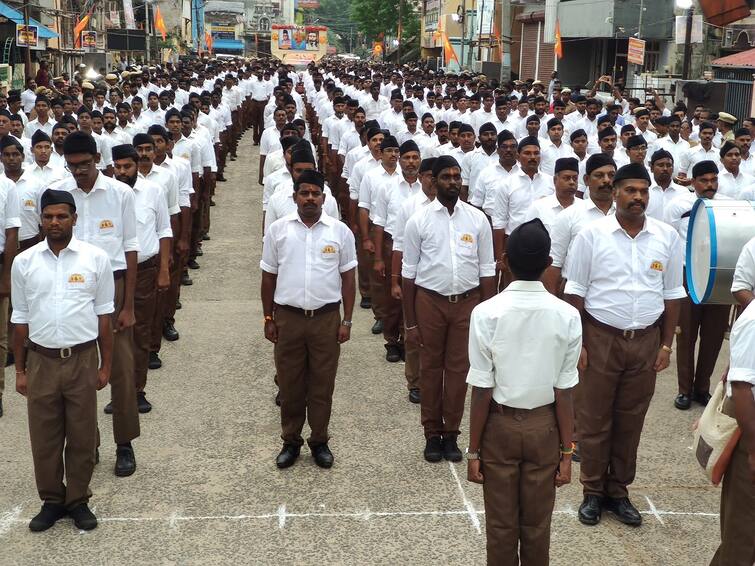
top-left (431, 155), bottom-right (460, 177)
top-left (585, 153), bottom-right (616, 175)
top-left (419, 157), bottom-right (437, 173)
top-left (554, 157), bottom-right (579, 174)
top-left (517, 136), bottom-right (540, 152)
top-left (613, 163), bottom-right (651, 184)
top-left (132, 133), bottom-right (153, 147)
top-left (111, 144), bottom-right (139, 162)
top-left (399, 140), bottom-right (420, 155)
top-left (40, 188), bottom-right (76, 212)
top-left (650, 149), bottom-right (673, 165)
top-left (626, 135), bottom-right (647, 150)
top-left (691, 160), bottom-right (719, 178)
top-left (506, 218), bottom-right (551, 274)
top-left (380, 135), bottom-right (399, 150)
top-left (295, 169), bottom-right (325, 189)
top-left (31, 130), bottom-right (51, 146)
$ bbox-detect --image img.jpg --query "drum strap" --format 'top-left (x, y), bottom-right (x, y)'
top-left (681, 210), bottom-right (692, 219)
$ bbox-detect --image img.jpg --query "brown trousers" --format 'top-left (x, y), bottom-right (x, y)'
top-left (26, 344), bottom-right (98, 508)
top-left (367, 224), bottom-right (385, 320)
top-left (0, 296), bottom-right (7, 398)
top-left (710, 437), bottom-right (755, 566)
top-left (274, 307), bottom-right (341, 447)
top-left (355, 231), bottom-right (371, 302)
top-left (676, 296), bottom-right (729, 396)
top-left (134, 260), bottom-right (157, 392)
top-left (109, 276), bottom-right (140, 444)
top-left (482, 404), bottom-right (560, 566)
top-left (578, 320), bottom-right (659, 498)
top-left (251, 100), bottom-right (266, 144)
top-left (415, 287), bottom-right (478, 438)
top-left (163, 250), bottom-right (186, 328)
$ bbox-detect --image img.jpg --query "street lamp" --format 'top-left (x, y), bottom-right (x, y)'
top-left (676, 0), bottom-right (694, 79)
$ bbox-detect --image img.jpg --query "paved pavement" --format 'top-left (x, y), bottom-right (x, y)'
top-left (0, 132), bottom-right (726, 565)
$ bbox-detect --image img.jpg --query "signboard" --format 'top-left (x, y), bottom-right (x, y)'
top-left (210, 24), bottom-right (236, 40)
top-left (81, 30), bottom-right (97, 48)
top-left (298, 0), bottom-right (320, 8)
top-left (675, 15), bottom-right (703, 44)
top-left (271, 25), bottom-right (328, 62)
top-left (0, 64), bottom-right (10, 90)
top-left (16, 24), bottom-right (38, 47)
top-left (627, 37), bottom-right (645, 65)
top-left (123, 0), bottom-right (136, 28)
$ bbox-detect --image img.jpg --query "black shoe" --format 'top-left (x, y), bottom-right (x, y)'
top-left (0, 397), bottom-right (3, 418)
top-left (114, 444), bottom-right (136, 477)
top-left (195, 247), bottom-right (204, 256)
top-left (441, 436), bottom-right (463, 462)
top-left (603, 497), bottom-right (642, 526)
top-left (578, 495), bottom-right (603, 525)
top-left (216, 175), bottom-right (227, 182)
top-left (95, 448), bottom-right (99, 465)
top-left (276, 444), bottom-right (300, 469)
top-left (371, 320), bottom-right (383, 335)
top-left (176, 299), bottom-right (182, 310)
top-left (148, 352), bottom-right (162, 370)
top-left (28, 502), bottom-right (67, 532)
top-left (202, 234), bottom-right (211, 241)
top-left (424, 436), bottom-right (443, 463)
top-left (68, 503), bottom-right (97, 531)
top-left (6, 351), bottom-right (13, 367)
top-left (103, 401), bottom-right (113, 415)
top-left (399, 344), bottom-right (406, 362)
top-left (163, 322), bottom-right (179, 342)
top-left (209, 199), bottom-right (216, 207)
top-left (572, 443), bottom-right (581, 463)
top-left (674, 393), bottom-right (692, 410)
top-left (311, 444), bottom-right (334, 468)
top-left (275, 390), bottom-right (281, 406)
top-left (360, 297), bottom-right (372, 309)
top-left (136, 392), bottom-right (152, 414)
top-left (187, 259), bottom-right (200, 270)
top-left (385, 344), bottom-right (401, 362)
top-left (409, 388), bottom-right (420, 404)
top-left (181, 272), bottom-right (193, 286)
top-left (693, 391), bottom-right (712, 406)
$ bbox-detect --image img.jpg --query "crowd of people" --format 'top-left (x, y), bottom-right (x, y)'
top-left (2, 56), bottom-right (753, 565)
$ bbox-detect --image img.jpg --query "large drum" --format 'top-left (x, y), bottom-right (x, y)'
top-left (686, 199), bottom-right (755, 304)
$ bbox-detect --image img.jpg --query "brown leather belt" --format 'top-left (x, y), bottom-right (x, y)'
top-left (419, 286), bottom-right (479, 304)
top-left (489, 400), bottom-right (554, 416)
top-left (585, 312), bottom-right (659, 340)
top-left (276, 302), bottom-right (341, 319)
top-left (27, 339), bottom-right (97, 359)
top-left (138, 256), bottom-right (158, 269)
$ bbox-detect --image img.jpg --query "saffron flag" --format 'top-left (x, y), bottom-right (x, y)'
top-left (442, 32), bottom-right (459, 65)
top-left (555, 20), bottom-right (563, 59)
top-left (73, 12), bottom-right (91, 48)
top-left (205, 31), bottom-right (213, 53)
top-left (154, 6), bottom-right (167, 40)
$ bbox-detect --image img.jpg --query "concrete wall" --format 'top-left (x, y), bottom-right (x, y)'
top-left (559, 0), bottom-right (673, 39)
top-left (558, 0), bottom-right (613, 37)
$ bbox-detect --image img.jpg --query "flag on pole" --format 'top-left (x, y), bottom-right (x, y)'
top-left (154, 5), bottom-right (167, 40)
top-left (442, 32), bottom-right (459, 65)
top-left (205, 31), bottom-right (213, 53)
top-left (555, 20), bottom-right (563, 59)
top-left (74, 12), bottom-right (91, 48)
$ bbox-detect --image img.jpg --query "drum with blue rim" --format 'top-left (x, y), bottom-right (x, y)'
top-left (686, 198), bottom-right (755, 304)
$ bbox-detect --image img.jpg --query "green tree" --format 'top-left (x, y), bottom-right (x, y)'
top-left (350, 0), bottom-right (419, 44)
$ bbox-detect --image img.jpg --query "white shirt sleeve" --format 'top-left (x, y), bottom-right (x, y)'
top-left (260, 223), bottom-right (279, 273)
top-left (732, 238), bottom-right (755, 293)
top-left (476, 216), bottom-right (496, 278)
top-left (556, 313), bottom-right (582, 389)
top-left (663, 229), bottom-right (687, 300)
top-left (10, 257), bottom-right (29, 323)
top-left (401, 214), bottom-right (421, 279)
top-left (466, 306), bottom-right (495, 388)
top-left (4, 184), bottom-right (21, 229)
top-left (121, 187), bottom-right (140, 253)
top-left (94, 253), bottom-right (116, 315)
top-left (491, 181), bottom-right (509, 231)
top-left (563, 229), bottom-right (592, 297)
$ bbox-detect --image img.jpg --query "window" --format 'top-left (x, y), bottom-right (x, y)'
top-left (645, 40), bottom-right (661, 73)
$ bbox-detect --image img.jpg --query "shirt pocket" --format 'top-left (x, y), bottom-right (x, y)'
top-left (65, 269), bottom-right (97, 294)
top-left (93, 217), bottom-right (117, 241)
top-left (319, 240), bottom-right (340, 262)
top-left (457, 233), bottom-right (478, 256)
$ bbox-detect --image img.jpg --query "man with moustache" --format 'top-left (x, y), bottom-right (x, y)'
top-left (564, 163), bottom-right (684, 527)
top-left (645, 149), bottom-right (687, 221)
top-left (476, 130), bottom-right (520, 217)
top-left (664, 160), bottom-right (730, 410)
top-left (261, 169), bottom-right (356, 470)
top-left (112, 144), bottom-right (172, 414)
top-left (12, 189), bottom-right (114, 532)
top-left (402, 155), bottom-right (496, 462)
top-left (51, 131), bottom-right (141, 477)
top-left (525, 157), bottom-right (585, 233)
top-left (460, 123), bottom-right (498, 203)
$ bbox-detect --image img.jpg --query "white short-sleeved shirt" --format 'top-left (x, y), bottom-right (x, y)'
top-left (461, 147), bottom-right (499, 203)
top-left (261, 212), bottom-right (357, 310)
top-left (525, 194), bottom-right (585, 234)
top-left (5, 171), bottom-right (44, 242)
top-left (728, 301), bottom-right (755, 400)
top-left (717, 169), bottom-right (754, 199)
top-left (564, 215), bottom-right (687, 330)
top-left (549, 197), bottom-right (615, 270)
top-left (51, 173), bottom-right (140, 272)
top-left (11, 236), bottom-right (114, 348)
top-left (260, 126), bottom-right (283, 157)
top-left (264, 181), bottom-right (339, 234)
top-left (348, 154), bottom-right (380, 201)
top-left (679, 145), bottom-right (721, 176)
top-left (173, 136), bottom-right (202, 174)
top-left (139, 163), bottom-right (180, 216)
top-left (132, 177), bottom-right (172, 262)
top-left (159, 155), bottom-right (193, 208)
top-left (373, 176), bottom-right (421, 237)
top-left (476, 162), bottom-right (521, 213)
top-left (0, 177), bottom-right (22, 249)
top-left (466, 280), bottom-right (582, 408)
top-left (26, 161), bottom-right (67, 188)
top-left (402, 198), bottom-right (496, 295)
top-left (732, 236), bottom-right (755, 294)
top-left (646, 182), bottom-right (690, 221)
top-left (358, 165), bottom-right (401, 220)
top-left (492, 170), bottom-right (555, 235)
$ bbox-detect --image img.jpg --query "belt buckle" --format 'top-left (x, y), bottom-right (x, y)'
top-left (448, 294), bottom-right (459, 304)
top-left (303, 309), bottom-right (315, 318)
top-left (60, 347), bottom-right (72, 359)
top-left (623, 329), bottom-right (636, 340)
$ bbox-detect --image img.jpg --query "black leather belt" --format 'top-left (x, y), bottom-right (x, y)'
top-left (419, 286), bottom-right (479, 304)
top-left (276, 302), bottom-right (341, 318)
top-left (27, 339), bottom-right (97, 359)
top-left (585, 312), bottom-right (659, 340)
top-left (138, 256), bottom-right (158, 269)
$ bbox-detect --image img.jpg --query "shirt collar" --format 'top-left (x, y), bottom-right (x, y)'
top-left (42, 234), bottom-right (82, 254)
top-left (505, 280), bottom-right (547, 292)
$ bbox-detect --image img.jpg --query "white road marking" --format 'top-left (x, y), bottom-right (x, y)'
top-left (0, 506), bottom-right (23, 536)
top-left (277, 504), bottom-right (286, 529)
top-left (448, 461), bottom-right (482, 534)
top-left (644, 496), bottom-right (665, 525)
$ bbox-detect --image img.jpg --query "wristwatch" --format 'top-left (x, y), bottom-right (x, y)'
top-left (341, 320), bottom-right (352, 327)
top-left (465, 449), bottom-right (480, 461)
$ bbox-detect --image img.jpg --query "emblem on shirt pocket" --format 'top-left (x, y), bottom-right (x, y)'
top-left (99, 219), bottom-right (115, 234)
top-left (68, 273), bottom-right (86, 284)
top-left (650, 261), bottom-right (664, 272)
top-left (321, 244), bottom-right (338, 258)
top-left (23, 199), bottom-right (36, 210)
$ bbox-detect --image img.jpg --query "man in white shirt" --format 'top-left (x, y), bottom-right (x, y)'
top-left (564, 163), bottom-right (685, 528)
top-left (717, 140), bottom-right (753, 198)
top-left (28, 130), bottom-right (65, 186)
top-left (732, 236), bottom-right (755, 308)
top-left (460, 122), bottom-right (498, 203)
top-left (261, 169), bottom-right (356, 470)
top-left (24, 96), bottom-right (54, 138)
top-left (525, 157), bottom-right (585, 233)
top-left (12, 189), bottom-right (114, 532)
top-left (663, 160), bottom-right (730, 411)
top-left (112, 144), bottom-right (171, 414)
top-left (475, 130), bottom-right (520, 214)
top-left (21, 80), bottom-right (37, 114)
top-left (466, 218), bottom-right (580, 565)
top-left (540, 118), bottom-right (577, 175)
top-left (53, 131), bottom-right (141, 477)
top-left (402, 155), bottom-right (496, 463)
top-left (711, 301), bottom-right (755, 565)
top-left (645, 149), bottom-right (688, 221)
top-left (679, 121), bottom-right (720, 180)
top-left (0, 136), bottom-right (44, 255)
top-left (360, 81), bottom-right (390, 121)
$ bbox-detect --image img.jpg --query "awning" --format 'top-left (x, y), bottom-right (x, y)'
top-left (0, 0), bottom-right (58, 39)
top-left (712, 47), bottom-right (755, 69)
top-left (212, 39), bottom-right (244, 51)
